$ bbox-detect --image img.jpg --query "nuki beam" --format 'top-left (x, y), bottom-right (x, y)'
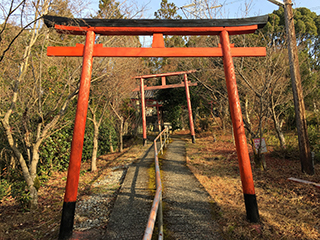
top-left (47, 43), bottom-right (266, 58)
top-left (132, 82), bottom-right (197, 92)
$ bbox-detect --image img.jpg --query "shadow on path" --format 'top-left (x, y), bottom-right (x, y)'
top-left (104, 143), bottom-right (155, 239)
top-left (162, 138), bottom-right (223, 239)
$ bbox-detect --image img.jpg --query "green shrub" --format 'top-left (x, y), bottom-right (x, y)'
top-left (98, 122), bottom-right (117, 155)
top-left (40, 125), bottom-right (73, 172)
top-left (9, 169), bottom-right (30, 210)
top-left (0, 179), bottom-right (10, 200)
top-left (285, 107), bottom-right (296, 130)
top-left (271, 144), bottom-right (300, 160)
top-left (39, 119), bottom-right (117, 173)
top-left (308, 125), bottom-right (320, 153)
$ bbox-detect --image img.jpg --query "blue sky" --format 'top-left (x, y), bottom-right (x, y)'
top-left (88, 0), bottom-right (320, 18)
top-left (145, 0), bottom-right (320, 18)
top-left (85, 0), bottom-right (320, 46)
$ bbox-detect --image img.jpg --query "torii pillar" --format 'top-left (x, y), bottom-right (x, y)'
top-left (140, 78), bottom-right (147, 145)
top-left (184, 73), bottom-right (196, 143)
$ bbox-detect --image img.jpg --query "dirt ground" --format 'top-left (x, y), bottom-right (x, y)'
top-left (1, 131), bottom-right (319, 240)
top-left (178, 129), bottom-right (320, 240)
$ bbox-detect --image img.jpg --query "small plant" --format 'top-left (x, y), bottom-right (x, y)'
top-left (0, 179), bottom-right (10, 200)
top-left (271, 144), bottom-right (300, 160)
top-left (308, 125), bottom-right (320, 153)
top-left (11, 177), bottom-right (31, 211)
top-left (80, 169), bottom-right (87, 176)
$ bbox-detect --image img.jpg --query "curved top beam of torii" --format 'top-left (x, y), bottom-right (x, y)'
top-left (43, 15), bottom-right (268, 36)
top-left (44, 15), bottom-right (268, 58)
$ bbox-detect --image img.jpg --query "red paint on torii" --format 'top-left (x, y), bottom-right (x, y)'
top-left (132, 82), bottom-right (197, 91)
top-left (47, 41), bottom-right (266, 58)
top-left (44, 16), bottom-right (266, 58)
top-left (43, 14), bottom-right (269, 239)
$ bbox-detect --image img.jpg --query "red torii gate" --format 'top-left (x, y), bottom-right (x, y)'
top-left (43, 15), bottom-right (268, 240)
top-left (130, 98), bottom-right (163, 133)
top-left (132, 98), bottom-right (163, 131)
top-left (132, 70), bottom-right (198, 145)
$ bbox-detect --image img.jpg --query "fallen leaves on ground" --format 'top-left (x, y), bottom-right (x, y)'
top-left (180, 130), bottom-right (320, 240)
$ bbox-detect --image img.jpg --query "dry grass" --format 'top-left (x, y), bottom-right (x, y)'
top-left (179, 129), bottom-right (320, 240)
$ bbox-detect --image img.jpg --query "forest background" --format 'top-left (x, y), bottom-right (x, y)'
top-left (0, 0), bottom-right (320, 227)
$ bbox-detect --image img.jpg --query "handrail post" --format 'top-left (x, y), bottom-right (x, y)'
top-left (160, 134), bottom-right (163, 155)
top-left (166, 128), bottom-right (168, 145)
top-left (158, 192), bottom-right (163, 240)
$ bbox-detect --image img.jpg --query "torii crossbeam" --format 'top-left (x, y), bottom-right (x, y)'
top-left (43, 14), bottom-right (268, 240)
top-left (132, 70), bottom-right (198, 145)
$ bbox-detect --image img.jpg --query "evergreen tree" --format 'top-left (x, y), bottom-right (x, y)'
top-left (97, 0), bottom-right (123, 19)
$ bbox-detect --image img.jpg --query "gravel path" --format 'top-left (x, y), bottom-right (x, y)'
top-left (104, 143), bottom-right (155, 239)
top-left (162, 138), bottom-right (223, 239)
top-left (74, 169), bottom-right (126, 231)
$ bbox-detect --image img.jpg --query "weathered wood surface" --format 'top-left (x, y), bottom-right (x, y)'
top-left (43, 15), bottom-right (268, 29)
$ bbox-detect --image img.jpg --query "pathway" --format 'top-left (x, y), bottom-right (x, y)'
top-left (162, 138), bottom-right (223, 239)
top-left (80, 137), bottom-right (223, 239)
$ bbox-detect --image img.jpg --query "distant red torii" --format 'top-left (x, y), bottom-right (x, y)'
top-left (132, 70), bottom-right (198, 145)
top-left (130, 98), bottom-right (163, 133)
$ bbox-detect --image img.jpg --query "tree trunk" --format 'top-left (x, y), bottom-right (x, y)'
top-left (91, 123), bottom-right (99, 172)
top-left (271, 98), bottom-right (287, 149)
top-left (10, 154), bottom-right (16, 169)
top-left (222, 103), bottom-right (229, 135)
top-left (109, 132), bottom-right (114, 153)
top-left (274, 122), bottom-right (286, 149)
top-left (29, 185), bottom-right (38, 210)
top-left (284, 0), bottom-right (314, 175)
top-left (28, 144), bottom-right (42, 209)
top-left (2, 119), bottom-right (38, 207)
top-left (250, 137), bottom-right (266, 171)
top-left (314, 101), bottom-right (319, 130)
top-left (253, 152), bottom-right (266, 171)
top-left (119, 117), bottom-right (123, 152)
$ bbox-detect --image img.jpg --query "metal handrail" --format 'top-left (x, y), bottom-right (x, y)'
top-left (143, 127), bottom-right (169, 240)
